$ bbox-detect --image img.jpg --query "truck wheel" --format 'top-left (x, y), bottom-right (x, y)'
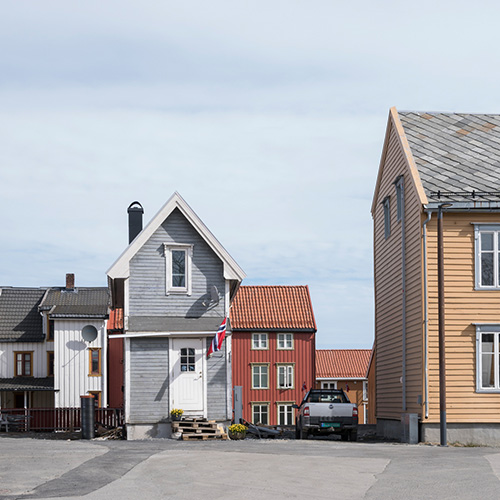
top-left (349, 431), bottom-right (358, 442)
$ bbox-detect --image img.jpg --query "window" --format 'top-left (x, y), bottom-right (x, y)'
top-left (251, 364), bottom-right (269, 389)
top-left (383, 197), bottom-right (391, 239)
top-left (14, 352), bottom-right (32, 377)
top-left (252, 403), bottom-right (269, 425)
top-left (164, 244), bottom-right (193, 295)
top-left (252, 333), bottom-right (268, 350)
top-left (47, 352), bottom-right (54, 377)
top-left (363, 381), bottom-right (368, 401)
top-left (277, 333), bottom-right (293, 350)
top-left (277, 403), bottom-right (294, 426)
top-left (474, 225), bottom-right (500, 289)
top-left (89, 391), bottom-right (101, 407)
top-left (277, 364), bottom-right (294, 389)
top-left (180, 348), bottom-right (196, 372)
top-left (47, 319), bottom-right (54, 341)
top-left (321, 381), bottom-right (337, 389)
top-left (89, 348), bottom-right (101, 376)
top-left (395, 176), bottom-right (404, 222)
top-left (476, 325), bottom-right (500, 391)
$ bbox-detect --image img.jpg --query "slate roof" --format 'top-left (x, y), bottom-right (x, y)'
top-left (230, 286), bottom-right (317, 331)
top-left (316, 349), bottom-right (372, 379)
top-left (40, 288), bottom-right (109, 318)
top-left (0, 377), bottom-right (54, 391)
top-left (399, 111), bottom-right (500, 202)
top-left (0, 288), bottom-right (46, 342)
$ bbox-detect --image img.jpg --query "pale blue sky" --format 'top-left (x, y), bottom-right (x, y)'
top-left (2, 1), bottom-right (500, 348)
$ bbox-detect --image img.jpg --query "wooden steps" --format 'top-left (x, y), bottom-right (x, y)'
top-left (172, 418), bottom-right (228, 441)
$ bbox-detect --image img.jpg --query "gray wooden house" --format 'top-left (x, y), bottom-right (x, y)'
top-left (107, 193), bottom-right (246, 439)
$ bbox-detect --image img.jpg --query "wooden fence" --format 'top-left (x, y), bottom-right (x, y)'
top-left (1, 407), bottom-right (124, 432)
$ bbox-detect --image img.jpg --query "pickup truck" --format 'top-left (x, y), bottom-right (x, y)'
top-left (294, 389), bottom-right (358, 441)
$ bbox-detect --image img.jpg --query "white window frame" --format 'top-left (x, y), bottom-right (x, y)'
top-left (251, 364), bottom-right (269, 389)
top-left (476, 324), bottom-right (500, 392)
top-left (277, 403), bottom-right (294, 426)
top-left (277, 333), bottom-right (293, 350)
top-left (164, 243), bottom-right (193, 295)
top-left (251, 333), bottom-right (268, 350)
top-left (474, 224), bottom-right (500, 290)
top-left (383, 197), bottom-right (391, 239)
top-left (320, 381), bottom-right (337, 389)
top-left (251, 402), bottom-right (269, 425)
top-left (277, 364), bottom-right (294, 389)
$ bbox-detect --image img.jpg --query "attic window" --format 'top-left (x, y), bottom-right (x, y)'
top-left (395, 177), bottom-right (404, 222)
top-left (164, 243), bottom-right (193, 295)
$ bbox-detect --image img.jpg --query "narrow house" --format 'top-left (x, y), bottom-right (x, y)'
top-left (107, 193), bottom-right (245, 439)
top-left (373, 108), bottom-right (500, 444)
top-left (230, 285), bottom-right (316, 426)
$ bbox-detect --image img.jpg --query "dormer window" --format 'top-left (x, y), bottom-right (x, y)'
top-left (164, 243), bottom-right (193, 295)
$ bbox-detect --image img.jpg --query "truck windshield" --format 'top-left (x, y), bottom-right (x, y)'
top-left (308, 392), bottom-right (348, 403)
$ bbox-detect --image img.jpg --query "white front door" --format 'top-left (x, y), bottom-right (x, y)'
top-left (170, 338), bottom-right (205, 415)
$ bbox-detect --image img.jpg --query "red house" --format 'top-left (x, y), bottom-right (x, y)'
top-left (230, 285), bottom-right (317, 426)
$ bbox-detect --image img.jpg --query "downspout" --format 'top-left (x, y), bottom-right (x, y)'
top-left (422, 211), bottom-right (432, 419)
top-left (397, 177), bottom-right (407, 412)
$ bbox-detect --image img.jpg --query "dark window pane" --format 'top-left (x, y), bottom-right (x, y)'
top-left (482, 233), bottom-right (494, 251)
top-left (482, 333), bottom-right (494, 352)
top-left (172, 251), bottom-right (185, 274)
top-left (482, 253), bottom-right (494, 286)
top-left (172, 275), bottom-right (185, 287)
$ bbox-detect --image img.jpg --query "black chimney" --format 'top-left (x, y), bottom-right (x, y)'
top-left (127, 201), bottom-right (144, 244)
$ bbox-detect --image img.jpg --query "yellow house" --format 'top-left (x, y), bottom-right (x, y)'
top-left (372, 108), bottom-right (500, 445)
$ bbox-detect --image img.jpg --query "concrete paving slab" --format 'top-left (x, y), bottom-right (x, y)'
top-left (0, 438), bottom-right (107, 497)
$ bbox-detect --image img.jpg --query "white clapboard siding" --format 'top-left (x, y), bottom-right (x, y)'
top-left (54, 319), bottom-right (106, 408)
top-left (0, 342), bottom-right (49, 378)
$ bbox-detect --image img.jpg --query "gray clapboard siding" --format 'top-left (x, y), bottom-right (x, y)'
top-left (129, 208), bottom-right (225, 319)
top-left (129, 338), bottom-right (169, 423)
top-left (206, 337), bottom-right (228, 420)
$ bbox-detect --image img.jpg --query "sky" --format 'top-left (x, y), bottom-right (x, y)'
top-left (2, 1), bottom-right (500, 348)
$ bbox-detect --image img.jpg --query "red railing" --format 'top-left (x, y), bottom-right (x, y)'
top-left (1, 407), bottom-right (124, 432)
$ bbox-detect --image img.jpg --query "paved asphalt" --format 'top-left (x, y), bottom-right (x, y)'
top-left (1, 436), bottom-right (500, 499)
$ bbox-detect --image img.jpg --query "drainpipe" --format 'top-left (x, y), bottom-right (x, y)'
top-left (396, 177), bottom-right (407, 412)
top-left (422, 211), bottom-right (432, 419)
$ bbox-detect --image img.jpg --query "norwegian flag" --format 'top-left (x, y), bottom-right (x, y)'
top-left (207, 317), bottom-right (227, 357)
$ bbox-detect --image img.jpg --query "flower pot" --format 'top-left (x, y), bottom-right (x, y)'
top-left (171, 415), bottom-right (182, 421)
top-left (229, 431), bottom-right (246, 440)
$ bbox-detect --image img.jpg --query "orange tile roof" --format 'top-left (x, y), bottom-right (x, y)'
top-left (230, 286), bottom-right (316, 331)
top-left (316, 349), bottom-right (372, 379)
top-left (107, 308), bottom-right (124, 331)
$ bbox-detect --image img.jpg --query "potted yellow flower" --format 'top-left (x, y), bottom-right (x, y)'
top-left (170, 408), bottom-right (183, 421)
top-left (228, 423), bottom-right (247, 440)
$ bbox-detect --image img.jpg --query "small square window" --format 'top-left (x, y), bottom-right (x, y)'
top-left (277, 333), bottom-right (293, 350)
top-left (252, 333), bottom-right (268, 350)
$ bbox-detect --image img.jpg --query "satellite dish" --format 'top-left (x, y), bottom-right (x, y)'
top-left (82, 325), bottom-right (98, 343)
top-left (210, 285), bottom-right (220, 304)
